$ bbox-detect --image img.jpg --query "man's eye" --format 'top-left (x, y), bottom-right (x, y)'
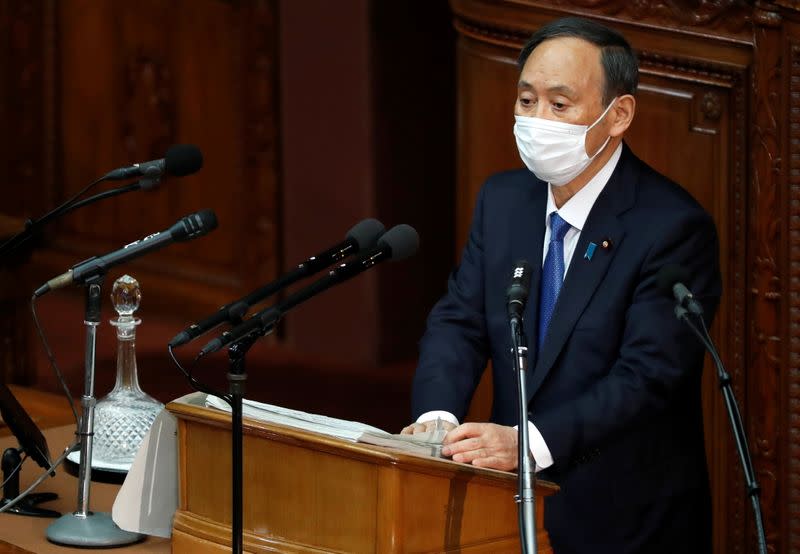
top-left (520, 97), bottom-right (535, 106)
top-left (553, 102), bottom-right (565, 110)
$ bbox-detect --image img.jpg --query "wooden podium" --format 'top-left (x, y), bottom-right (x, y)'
top-left (167, 401), bottom-right (557, 553)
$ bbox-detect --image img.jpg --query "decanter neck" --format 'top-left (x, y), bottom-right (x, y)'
top-left (111, 316), bottom-right (142, 393)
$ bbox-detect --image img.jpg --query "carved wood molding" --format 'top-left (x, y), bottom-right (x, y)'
top-left (786, 37), bottom-right (800, 554)
top-left (750, 14), bottom-right (784, 554)
top-left (728, 62), bottom-right (750, 554)
top-left (509, 0), bottom-right (753, 32)
top-left (452, 15), bottom-right (530, 52)
top-left (637, 51), bottom-right (742, 87)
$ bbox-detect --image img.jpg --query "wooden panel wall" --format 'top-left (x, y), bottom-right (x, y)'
top-left (0, 0), bottom-right (281, 322)
top-left (0, 1), bottom-right (456, 380)
top-left (50, 0), bottom-right (280, 319)
top-left (450, 0), bottom-right (797, 552)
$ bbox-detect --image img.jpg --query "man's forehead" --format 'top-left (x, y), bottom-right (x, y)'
top-left (520, 36), bottom-right (603, 90)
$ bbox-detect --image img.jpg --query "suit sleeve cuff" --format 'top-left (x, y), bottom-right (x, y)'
top-left (416, 411), bottom-right (460, 426)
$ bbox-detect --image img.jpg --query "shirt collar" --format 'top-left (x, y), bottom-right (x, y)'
top-left (545, 142), bottom-right (623, 231)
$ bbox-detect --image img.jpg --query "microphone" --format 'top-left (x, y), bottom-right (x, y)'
top-left (102, 144), bottom-right (204, 183)
top-left (168, 218), bottom-right (386, 348)
top-left (34, 209), bottom-right (218, 297)
top-left (662, 265), bottom-right (768, 554)
top-left (656, 264), bottom-right (704, 316)
top-left (197, 223), bottom-right (419, 357)
top-left (506, 260), bottom-right (533, 324)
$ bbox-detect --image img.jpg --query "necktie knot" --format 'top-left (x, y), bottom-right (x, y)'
top-left (549, 212), bottom-right (571, 242)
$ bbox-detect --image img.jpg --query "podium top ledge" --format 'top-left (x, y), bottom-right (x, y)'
top-left (167, 399), bottom-right (559, 495)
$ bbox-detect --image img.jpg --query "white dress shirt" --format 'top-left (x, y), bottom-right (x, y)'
top-left (418, 143), bottom-right (624, 470)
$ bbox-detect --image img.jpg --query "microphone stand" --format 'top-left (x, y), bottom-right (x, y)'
top-left (224, 326), bottom-right (274, 554)
top-left (510, 316), bottom-right (536, 554)
top-left (46, 281), bottom-right (143, 546)
top-left (674, 306), bottom-right (767, 554)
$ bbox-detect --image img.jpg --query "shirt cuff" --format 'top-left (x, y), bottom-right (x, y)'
top-left (416, 410), bottom-right (460, 427)
top-left (527, 421), bottom-right (554, 470)
top-left (513, 421), bottom-right (554, 471)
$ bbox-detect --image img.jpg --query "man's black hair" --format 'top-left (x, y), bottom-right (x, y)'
top-left (517, 17), bottom-right (638, 106)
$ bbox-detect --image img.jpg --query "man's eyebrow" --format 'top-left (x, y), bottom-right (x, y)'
top-left (516, 80), bottom-right (577, 97)
top-left (547, 85), bottom-right (575, 96)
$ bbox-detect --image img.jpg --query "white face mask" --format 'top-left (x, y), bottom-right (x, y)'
top-left (513, 99), bottom-right (616, 186)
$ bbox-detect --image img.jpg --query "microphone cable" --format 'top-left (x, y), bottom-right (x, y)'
top-left (167, 345), bottom-right (230, 406)
top-left (0, 440), bottom-right (78, 515)
top-left (29, 295), bottom-right (79, 425)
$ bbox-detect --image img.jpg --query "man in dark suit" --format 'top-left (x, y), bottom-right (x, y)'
top-left (402, 17), bottom-right (720, 553)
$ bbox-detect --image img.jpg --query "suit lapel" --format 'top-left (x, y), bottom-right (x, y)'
top-left (527, 145), bottom-right (638, 399)
top-left (511, 177), bottom-right (547, 357)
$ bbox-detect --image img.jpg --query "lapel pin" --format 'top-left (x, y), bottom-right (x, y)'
top-left (584, 242), bottom-right (597, 260)
top-left (601, 238), bottom-right (613, 250)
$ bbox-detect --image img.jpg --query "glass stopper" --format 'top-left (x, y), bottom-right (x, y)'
top-left (111, 275), bottom-right (141, 317)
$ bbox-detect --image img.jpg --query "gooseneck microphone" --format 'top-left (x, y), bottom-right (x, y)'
top-left (168, 218), bottom-right (385, 348)
top-left (0, 145), bottom-right (205, 263)
top-left (658, 264), bottom-right (767, 554)
top-left (507, 260), bottom-right (533, 324)
top-left (656, 264), bottom-right (704, 316)
top-left (103, 144), bottom-right (204, 182)
top-left (197, 223), bottom-right (419, 357)
top-left (33, 209), bottom-right (218, 297)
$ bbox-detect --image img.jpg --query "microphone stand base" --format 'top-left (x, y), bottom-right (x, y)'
top-left (46, 511), bottom-right (143, 547)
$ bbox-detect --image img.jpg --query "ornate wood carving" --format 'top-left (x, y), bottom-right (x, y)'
top-left (786, 36), bottom-right (800, 554)
top-left (701, 91), bottom-right (723, 120)
top-left (750, 5), bottom-right (783, 553)
top-left (539, 0), bottom-right (752, 31)
top-left (729, 65), bottom-right (750, 554)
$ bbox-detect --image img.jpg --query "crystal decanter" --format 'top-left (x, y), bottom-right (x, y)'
top-left (91, 275), bottom-right (164, 469)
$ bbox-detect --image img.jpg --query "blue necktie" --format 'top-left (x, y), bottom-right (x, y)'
top-left (538, 212), bottom-right (571, 349)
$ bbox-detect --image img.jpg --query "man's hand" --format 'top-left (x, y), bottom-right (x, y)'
top-left (401, 420), bottom-right (456, 435)
top-left (441, 422), bottom-right (518, 471)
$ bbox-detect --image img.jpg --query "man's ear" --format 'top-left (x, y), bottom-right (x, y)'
top-left (609, 94), bottom-right (636, 137)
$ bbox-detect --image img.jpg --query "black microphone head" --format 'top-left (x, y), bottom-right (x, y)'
top-left (171, 209), bottom-right (218, 241)
top-left (507, 259), bottom-right (533, 303)
top-left (346, 218), bottom-right (385, 251)
top-left (378, 224), bottom-right (419, 261)
top-left (164, 144), bottom-right (204, 177)
top-left (656, 264), bottom-right (691, 296)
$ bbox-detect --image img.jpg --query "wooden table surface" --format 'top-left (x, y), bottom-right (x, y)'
top-left (0, 386), bottom-right (170, 553)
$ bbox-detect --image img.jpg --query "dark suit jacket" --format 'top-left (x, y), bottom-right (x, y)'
top-left (412, 144), bottom-right (721, 553)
